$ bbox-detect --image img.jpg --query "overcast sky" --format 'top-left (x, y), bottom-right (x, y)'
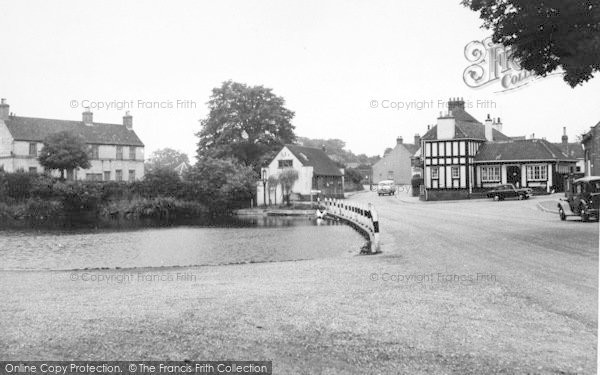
top-left (1, 0), bottom-right (598, 160)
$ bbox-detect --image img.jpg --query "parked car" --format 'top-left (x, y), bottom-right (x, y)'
top-left (377, 180), bottom-right (396, 196)
top-left (486, 184), bottom-right (533, 201)
top-left (557, 176), bottom-right (600, 222)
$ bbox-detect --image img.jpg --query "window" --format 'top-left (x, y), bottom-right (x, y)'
top-left (89, 145), bottom-right (99, 159)
top-left (128, 169), bottom-right (136, 182)
top-left (278, 159), bottom-right (293, 168)
top-left (481, 166), bottom-right (501, 182)
top-left (104, 171), bottom-right (111, 181)
top-left (115, 169), bottom-right (123, 181)
top-left (526, 165), bottom-right (547, 181)
top-left (29, 167), bottom-right (37, 174)
top-left (431, 167), bottom-right (439, 179)
top-left (116, 146), bottom-right (123, 160)
top-left (129, 147), bottom-right (136, 160)
top-left (86, 173), bottom-right (102, 181)
top-left (29, 143), bottom-right (37, 156)
top-left (451, 166), bottom-right (459, 179)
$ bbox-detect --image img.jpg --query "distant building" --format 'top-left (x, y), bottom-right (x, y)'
top-left (372, 135), bottom-right (420, 184)
top-left (420, 97), bottom-right (577, 200)
top-left (553, 127), bottom-right (584, 173)
top-left (257, 144), bottom-right (344, 205)
top-left (0, 99), bottom-right (144, 181)
top-left (582, 121), bottom-right (600, 176)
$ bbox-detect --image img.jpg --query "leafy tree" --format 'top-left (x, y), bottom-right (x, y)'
top-left (267, 175), bottom-right (279, 205)
top-left (383, 147), bottom-right (393, 157)
top-left (278, 168), bottom-right (299, 206)
top-left (145, 148), bottom-right (190, 172)
top-left (196, 81), bottom-right (296, 171)
top-left (184, 157), bottom-right (256, 210)
top-left (38, 131), bottom-right (91, 180)
top-left (463, 0), bottom-right (600, 87)
top-left (141, 168), bottom-right (183, 197)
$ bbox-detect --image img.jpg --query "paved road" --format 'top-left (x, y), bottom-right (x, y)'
top-left (358, 191), bottom-right (598, 327)
top-left (0, 191), bottom-right (597, 374)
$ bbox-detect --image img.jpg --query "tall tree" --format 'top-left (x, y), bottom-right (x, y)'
top-left (196, 81), bottom-right (296, 171)
top-left (38, 131), bottom-right (90, 180)
top-left (146, 148), bottom-right (190, 172)
top-left (463, 0), bottom-right (600, 87)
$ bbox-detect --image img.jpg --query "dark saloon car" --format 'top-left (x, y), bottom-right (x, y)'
top-left (557, 176), bottom-right (600, 222)
top-left (487, 184), bottom-right (533, 201)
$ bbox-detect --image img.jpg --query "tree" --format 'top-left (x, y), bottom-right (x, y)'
top-left (267, 175), bottom-right (279, 205)
top-left (463, 0), bottom-right (600, 87)
top-left (278, 168), bottom-right (299, 206)
top-left (196, 81), bottom-right (296, 171)
top-left (145, 148), bottom-right (190, 172)
top-left (184, 157), bottom-right (256, 210)
top-left (38, 131), bottom-right (90, 180)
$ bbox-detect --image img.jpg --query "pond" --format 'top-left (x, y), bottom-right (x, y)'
top-left (0, 216), bottom-right (365, 270)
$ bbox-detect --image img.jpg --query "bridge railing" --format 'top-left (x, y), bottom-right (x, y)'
top-left (321, 198), bottom-right (380, 254)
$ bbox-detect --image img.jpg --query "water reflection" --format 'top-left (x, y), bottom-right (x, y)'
top-left (0, 216), bottom-right (363, 270)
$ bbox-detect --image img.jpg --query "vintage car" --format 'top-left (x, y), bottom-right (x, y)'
top-left (557, 176), bottom-right (600, 222)
top-left (376, 180), bottom-right (396, 196)
top-left (486, 184), bottom-right (533, 201)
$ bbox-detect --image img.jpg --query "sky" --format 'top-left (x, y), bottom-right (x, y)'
top-left (0, 0), bottom-right (598, 160)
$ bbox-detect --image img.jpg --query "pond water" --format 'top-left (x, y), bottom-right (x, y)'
top-left (0, 216), bottom-right (365, 270)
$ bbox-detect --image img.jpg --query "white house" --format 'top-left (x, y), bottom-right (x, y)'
top-left (0, 99), bottom-right (144, 181)
top-left (257, 144), bottom-right (344, 205)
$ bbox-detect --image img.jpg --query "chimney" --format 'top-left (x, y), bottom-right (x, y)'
top-left (0, 98), bottom-right (9, 121)
top-left (321, 144), bottom-right (326, 152)
top-left (396, 136), bottom-right (403, 145)
top-left (123, 111), bottom-right (133, 130)
top-left (561, 126), bottom-right (568, 145)
top-left (82, 107), bottom-right (93, 125)
top-left (484, 114), bottom-right (493, 142)
top-left (448, 97), bottom-right (465, 113)
top-left (414, 134), bottom-right (421, 146)
top-left (493, 117), bottom-right (503, 134)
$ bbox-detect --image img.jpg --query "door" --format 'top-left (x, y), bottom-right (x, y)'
top-left (506, 165), bottom-right (521, 187)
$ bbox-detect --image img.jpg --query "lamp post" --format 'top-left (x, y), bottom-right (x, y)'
top-left (261, 168), bottom-right (268, 207)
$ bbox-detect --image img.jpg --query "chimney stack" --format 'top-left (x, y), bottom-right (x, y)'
top-left (448, 97), bottom-right (465, 112)
top-left (123, 111), bottom-right (133, 130)
top-left (492, 117), bottom-right (503, 134)
top-left (0, 98), bottom-right (9, 121)
top-left (561, 127), bottom-right (568, 145)
top-left (484, 114), bottom-right (493, 142)
top-left (414, 134), bottom-right (421, 146)
top-left (396, 136), bottom-right (403, 145)
top-left (321, 144), bottom-right (326, 153)
top-left (82, 107), bottom-right (93, 125)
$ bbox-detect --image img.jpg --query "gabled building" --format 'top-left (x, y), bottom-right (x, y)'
top-left (420, 97), bottom-right (577, 200)
top-left (257, 144), bottom-right (344, 205)
top-left (0, 99), bottom-right (144, 181)
top-left (372, 135), bottom-right (420, 184)
top-left (553, 127), bottom-right (585, 173)
top-left (582, 121), bottom-right (600, 176)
